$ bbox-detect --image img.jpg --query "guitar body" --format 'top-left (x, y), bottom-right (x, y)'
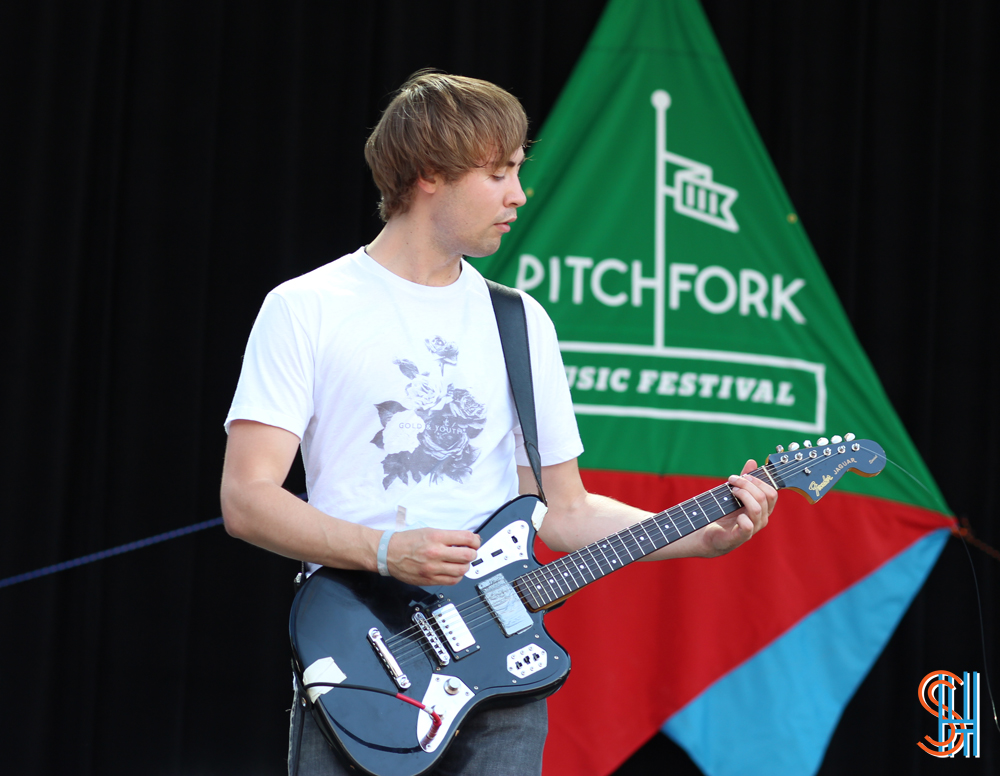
top-left (289, 495), bottom-right (569, 776)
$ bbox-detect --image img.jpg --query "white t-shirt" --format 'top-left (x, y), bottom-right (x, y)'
top-left (226, 247), bottom-right (583, 535)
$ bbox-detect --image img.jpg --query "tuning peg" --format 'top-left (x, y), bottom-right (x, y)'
top-left (775, 445), bottom-right (785, 453)
top-left (788, 442), bottom-right (800, 451)
top-left (831, 435), bottom-right (843, 444)
top-left (845, 433), bottom-right (855, 441)
top-left (803, 440), bottom-right (813, 448)
top-left (817, 437), bottom-right (829, 446)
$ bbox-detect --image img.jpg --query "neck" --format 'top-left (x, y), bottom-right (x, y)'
top-left (366, 218), bottom-right (463, 287)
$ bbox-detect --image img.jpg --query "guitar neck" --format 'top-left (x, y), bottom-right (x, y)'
top-left (512, 463), bottom-right (774, 611)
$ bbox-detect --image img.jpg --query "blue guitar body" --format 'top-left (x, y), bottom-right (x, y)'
top-left (289, 495), bottom-right (568, 776)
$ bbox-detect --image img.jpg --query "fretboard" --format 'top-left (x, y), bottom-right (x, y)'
top-left (512, 465), bottom-right (772, 612)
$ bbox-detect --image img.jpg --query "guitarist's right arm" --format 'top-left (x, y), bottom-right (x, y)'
top-left (220, 418), bottom-right (479, 586)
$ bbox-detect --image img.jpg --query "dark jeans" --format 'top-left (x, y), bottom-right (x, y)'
top-left (288, 683), bottom-right (547, 776)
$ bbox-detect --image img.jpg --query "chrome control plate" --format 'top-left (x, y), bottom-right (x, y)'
top-left (507, 645), bottom-right (548, 679)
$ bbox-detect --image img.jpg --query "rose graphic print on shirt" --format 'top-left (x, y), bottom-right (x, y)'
top-left (370, 336), bottom-right (487, 489)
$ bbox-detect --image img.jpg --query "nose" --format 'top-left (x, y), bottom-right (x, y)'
top-left (507, 177), bottom-right (528, 207)
top-left (508, 176), bottom-right (527, 209)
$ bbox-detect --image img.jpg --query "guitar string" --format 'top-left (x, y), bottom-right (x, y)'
top-left (382, 451), bottom-right (823, 661)
top-left (389, 461), bottom-right (806, 664)
top-left (380, 443), bottom-right (880, 665)
top-left (381, 447), bottom-right (867, 662)
top-left (382, 494), bottom-right (713, 660)
top-left (383, 480), bottom-right (745, 663)
top-left (385, 485), bottom-right (744, 666)
top-left (382, 516), bottom-right (671, 665)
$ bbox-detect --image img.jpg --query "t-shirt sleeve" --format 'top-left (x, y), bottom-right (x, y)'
top-left (224, 291), bottom-right (315, 439)
top-left (514, 292), bottom-right (584, 467)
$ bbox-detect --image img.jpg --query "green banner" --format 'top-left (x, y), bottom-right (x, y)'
top-left (476, 0), bottom-right (947, 513)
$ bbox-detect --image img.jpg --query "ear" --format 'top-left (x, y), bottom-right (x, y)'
top-left (415, 170), bottom-right (441, 194)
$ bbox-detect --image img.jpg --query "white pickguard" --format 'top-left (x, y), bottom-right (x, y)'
top-left (464, 520), bottom-right (530, 579)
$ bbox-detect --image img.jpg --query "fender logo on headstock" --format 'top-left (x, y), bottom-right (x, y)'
top-left (808, 474), bottom-right (834, 496)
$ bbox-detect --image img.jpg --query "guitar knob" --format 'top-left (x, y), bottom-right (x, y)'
top-left (445, 678), bottom-right (461, 695)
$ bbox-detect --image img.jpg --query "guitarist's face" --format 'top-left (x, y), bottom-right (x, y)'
top-left (426, 146), bottom-right (527, 259)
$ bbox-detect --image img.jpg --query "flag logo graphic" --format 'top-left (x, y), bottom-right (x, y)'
top-left (653, 90), bottom-right (739, 233)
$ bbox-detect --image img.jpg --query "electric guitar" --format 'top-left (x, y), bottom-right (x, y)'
top-left (289, 435), bottom-right (885, 776)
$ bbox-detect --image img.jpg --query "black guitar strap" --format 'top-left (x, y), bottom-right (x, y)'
top-left (486, 280), bottom-right (546, 505)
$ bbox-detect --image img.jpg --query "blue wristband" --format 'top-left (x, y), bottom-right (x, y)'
top-left (377, 529), bottom-right (396, 577)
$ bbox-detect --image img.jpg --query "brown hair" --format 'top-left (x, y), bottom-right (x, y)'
top-left (364, 70), bottom-right (528, 221)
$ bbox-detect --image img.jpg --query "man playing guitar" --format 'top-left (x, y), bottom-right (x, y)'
top-left (220, 70), bottom-right (777, 776)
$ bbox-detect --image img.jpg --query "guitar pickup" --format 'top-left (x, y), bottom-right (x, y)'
top-left (478, 573), bottom-right (533, 637)
top-left (431, 603), bottom-right (478, 658)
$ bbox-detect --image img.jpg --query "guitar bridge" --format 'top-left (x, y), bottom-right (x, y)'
top-left (367, 627), bottom-right (410, 690)
top-left (413, 611), bottom-right (451, 667)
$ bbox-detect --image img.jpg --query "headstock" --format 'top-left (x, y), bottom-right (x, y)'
top-left (766, 433), bottom-right (886, 504)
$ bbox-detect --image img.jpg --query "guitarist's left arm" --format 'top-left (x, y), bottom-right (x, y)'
top-left (518, 457), bottom-right (776, 561)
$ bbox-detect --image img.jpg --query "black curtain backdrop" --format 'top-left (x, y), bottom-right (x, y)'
top-left (1, 1), bottom-right (996, 774)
